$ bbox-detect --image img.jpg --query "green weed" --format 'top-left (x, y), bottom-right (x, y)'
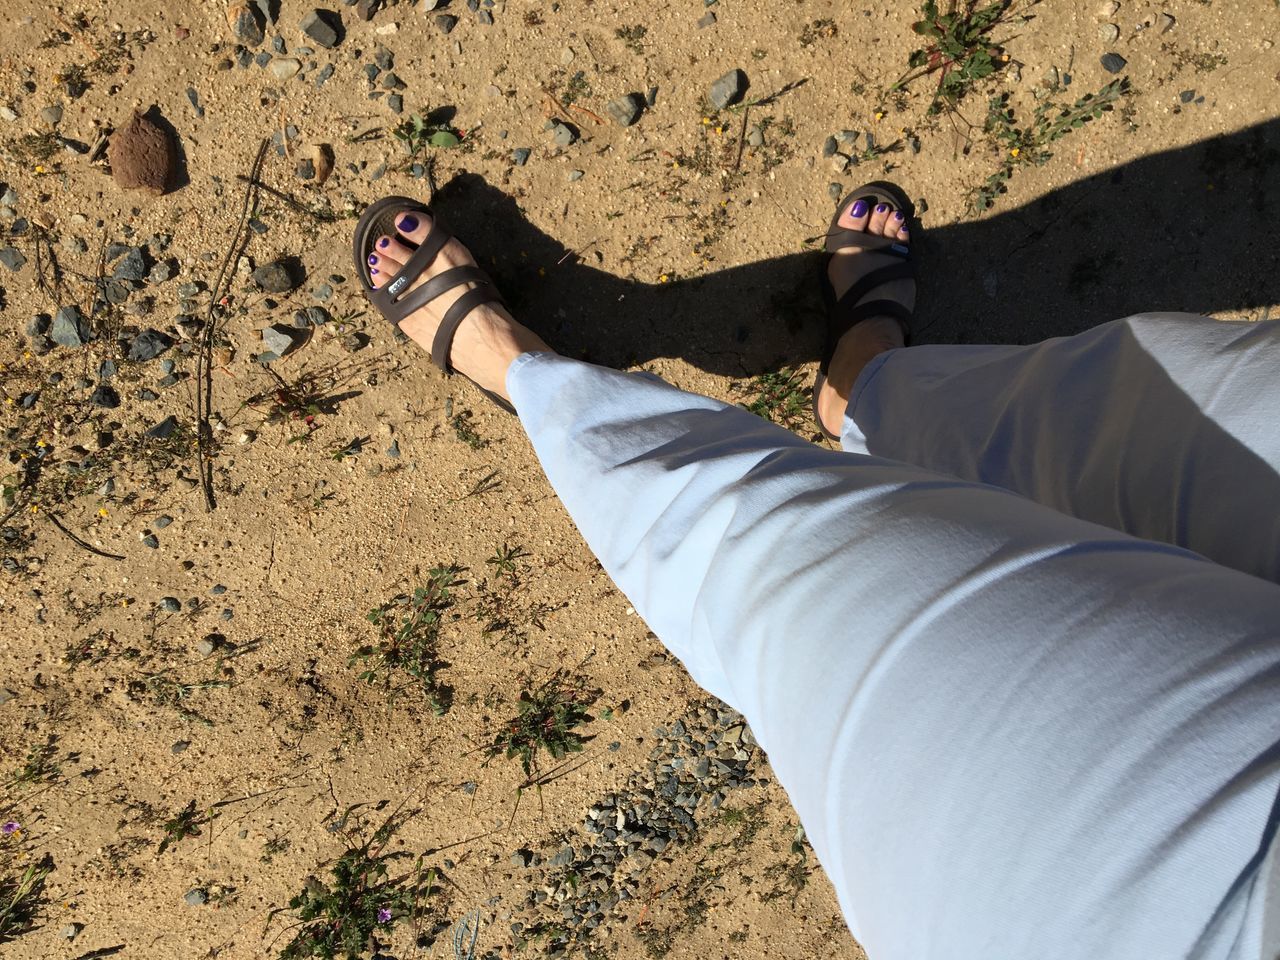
top-left (392, 111), bottom-right (461, 156)
top-left (735, 368), bottom-right (809, 431)
top-left (0, 825), bottom-right (51, 945)
top-left (486, 671), bottom-right (596, 777)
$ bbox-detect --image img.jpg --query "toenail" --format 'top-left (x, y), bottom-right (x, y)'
top-left (368, 254), bottom-right (378, 265)
top-left (876, 203), bottom-right (889, 214)
top-left (398, 214), bottom-right (419, 232)
top-left (378, 237), bottom-right (389, 248)
top-left (894, 210), bottom-right (904, 220)
top-left (850, 199), bottom-right (869, 218)
top-left (370, 267), bottom-right (378, 274)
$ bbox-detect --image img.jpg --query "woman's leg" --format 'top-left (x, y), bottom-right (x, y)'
top-left (510, 351), bottom-right (1280, 960)
top-left (839, 313), bottom-right (1280, 583)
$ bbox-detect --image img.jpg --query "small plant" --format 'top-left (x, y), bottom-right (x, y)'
top-left (1, 823), bottom-right (51, 944)
top-left (352, 568), bottom-right (465, 713)
top-left (969, 78), bottom-right (1129, 212)
top-left (735, 368), bottom-right (809, 431)
top-left (486, 671), bottom-right (596, 777)
top-left (450, 409), bottom-right (488, 450)
top-left (615, 24), bottom-right (648, 54)
top-left (329, 436), bottom-right (369, 461)
top-left (392, 111), bottom-right (461, 157)
top-left (6, 736), bottom-right (61, 789)
top-left (799, 19), bottom-right (838, 47)
top-left (157, 800), bottom-right (211, 855)
top-left (486, 542), bottom-right (529, 580)
top-left (267, 817), bottom-right (437, 960)
top-left (892, 0), bottom-right (1036, 115)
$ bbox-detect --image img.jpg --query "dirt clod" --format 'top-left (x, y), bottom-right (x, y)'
top-left (107, 110), bottom-right (175, 197)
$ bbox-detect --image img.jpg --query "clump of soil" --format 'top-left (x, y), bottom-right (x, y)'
top-left (107, 109), bottom-right (174, 196)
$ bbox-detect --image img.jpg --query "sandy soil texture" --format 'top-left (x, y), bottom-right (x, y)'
top-left (1, 0), bottom-right (1277, 957)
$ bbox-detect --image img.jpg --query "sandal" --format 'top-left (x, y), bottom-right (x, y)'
top-left (353, 194), bottom-right (515, 414)
top-left (812, 180), bottom-right (917, 440)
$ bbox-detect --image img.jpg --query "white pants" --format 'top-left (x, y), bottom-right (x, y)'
top-left (505, 313), bottom-right (1280, 960)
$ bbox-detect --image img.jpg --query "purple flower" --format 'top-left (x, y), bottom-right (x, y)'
top-left (1, 821), bottom-right (19, 835)
top-left (376, 907), bottom-right (392, 924)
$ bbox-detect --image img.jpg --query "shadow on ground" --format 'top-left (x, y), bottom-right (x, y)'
top-left (426, 117), bottom-right (1278, 378)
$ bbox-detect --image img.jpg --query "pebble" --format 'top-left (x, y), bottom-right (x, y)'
top-left (387, 94), bottom-right (403, 114)
top-left (269, 57), bottom-right (302, 80)
top-left (195, 635), bottom-right (219, 657)
top-left (605, 93), bottom-right (644, 127)
top-left (145, 415), bottom-right (179, 439)
top-left (311, 283), bottom-right (333, 301)
top-left (41, 104), bottom-right (63, 126)
top-left (697, 11), bottom-right (716, 28)
top-left (252, 259), bottom-right (299, 293)
top-left (1157, 12), bottom-right (1175, 33)
top-left (1098, 23), bottom-right (1119, 43)
top-left (229, 4), bottom-right (265, 46)
top-left (127, 329), bottom-right (173, 361)
top-left (746, 126), bottom-right (763, 147)
top-left (821, 135), bottom-right (838, 157)
top-left (51, 306), bottom-right (91, 347)
top-left (340, 331), bottom-right (367, 351)
top-left (1180, 89), bottom-right (1195, 104)
top-left (512, 147), bottom-right (531, 166)
top-left (61, 923), bottom-right (82, 940)
top-left (567, 169), bottom-right (584, 182)
top-left (314, 63), bottom-right (335, 86)
top-left (708, 68), bottom-right (747, 109)
top-left (1096, 0), bottom-right (1120, 16)
top-left (0, 247), bottom-right (25, 271)
top-left (435, 13), bottom-right (458, 33)
top-left (154, 515), bottom-right (174, 529)
top-left (160, 597), bottom-right (182, 613)
top-left (261, 324), bottom-right (300, 357)
top-left (1100, 52), bottom-right (1127, 73)
top-left (477, 10), bottom-right (493, 25)
top-left (89, 384), bottom-right (120, 409)
top-left (184, 888), bottom-right (208, 907)
top-left (300, 9), bottom-right (340, 48)
top-left (141, 533), bottom-right (160, 549)
top-left (551, 122), bottom-right (576, 147)
top-left (171, 740), bottom-right (190, 754)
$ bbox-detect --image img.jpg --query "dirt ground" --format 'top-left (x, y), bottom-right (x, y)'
top-left (1, 0), bottom-right (1277, 958)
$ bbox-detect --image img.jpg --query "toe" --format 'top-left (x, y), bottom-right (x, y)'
top-left (868, 202), bottom-right (892, 235)
top-left (895, 222), bottom-right (910, 242)
top-left (375, 233), bottom-right (415, 262)
top-left (884, 207), bottom-right (908, 238)
top-left (837, 197), bottom-right (872, 232)
top-left (395, 209), bottom-right (433, 245)
top-left (367, 246), bottom-right (405, 288)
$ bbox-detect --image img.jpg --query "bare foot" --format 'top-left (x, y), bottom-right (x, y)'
top-left (366, 209), bottom-right (551, 405)
top-left (815, 198), bottom-right (914, 437)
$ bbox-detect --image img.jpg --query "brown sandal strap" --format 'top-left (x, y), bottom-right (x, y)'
top-left (393, 265), bottom-right (494, 317)
top-left (431, 286), bottom-right (503, 374)
top-left (382, 223), bottom-right (451, 304)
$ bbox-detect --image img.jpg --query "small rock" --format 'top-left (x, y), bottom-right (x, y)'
top-left (830, 154), bottom-right (850, 173)
top-left (295, 156), bottom-right (316, 179)
top-left (113, 247), bottom-right (149, 282)
top-left (567, 169), bottom-right (584, 181)
top-left (154, 514), bottom-right (174, 528)
top-left (41, 105), bottom-right (64, 126)
top-left (827, 182), bottom-right (843, 202)
top-left (109, 110), bottom-right (176, 197)
top-left (356, 0), bottom-right (382, 21)
top-left (510, 849), bottom-right (534, 868)
top-left (1095, 0), bottom-right (1120, 16)
top-left (159, 596), bottom-right (182, 613)
top-left (606, 93), bottom-right (644, 127)
top-left (0, 247), bottom-right (25, 272)
top-left (252, 259), bottom-right (300, 293)
top-left (511, 147), bottom-right (531, 166)
top-left (550, 845), bottom-right (574, 867)
top-left (146, 416), bottom-right (179, 439)
top-left (1098, 23), bottom-right (1119, 43)
top-left (435, 13), bottom-right (458, 33)
top-left (1180, 89), bottom-right (1195, 104)
top-left (340, 331), bottom-right (367, 352)
top-left (746, 126), bottom-right (764, 147)
top-left (551, 122), bottom-right (576, 147)
top-left (89, 384), bottom-right (120, 409)
top-left (261, 324), bottom-right (301, 357)
top-left (195, 635), bottom-right (219, 657)
top-left (61, 923), bottom-right (82, 940)
top-left (128, 329), bottom-right (173, 361)
top-left (228, 3), bottom-right (265, 46)
top-left (708, 68), bottom-right (747, 109)
top-left (141, 533), bottom-right (160, 549)
top-left (1156, 12), bottom-right (1175, 34)
top-left (184, 888), bottom-right (208, 907)
top-left (51, 306), bottom-right (91, 347)
top-left (171, 740), bottom-right (190, 754)
top-left (300, 9), bottom-right (340, 48)
top-left (269, 57), bottom-right (301, 80)
top-left (312, 282), bottom-right (333, 301)
top-left (1100, 52), bottom-right (1127, 74)
top-left (697, 11), bottom-right (716, 28)
top-left (476, 9), bottom-right (492, 24)
top-left (821, 135), bottom-right (838, 157)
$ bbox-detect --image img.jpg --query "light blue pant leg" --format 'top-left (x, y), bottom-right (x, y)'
top-left (842, 313), bottom-right (1280, 583)
top-left (507, 351), bottom-right (1280, 960)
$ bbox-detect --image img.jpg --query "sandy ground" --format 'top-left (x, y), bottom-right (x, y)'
top-left (1, 0), bottom-right (1277, 957)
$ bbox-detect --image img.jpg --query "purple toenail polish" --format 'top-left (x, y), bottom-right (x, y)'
top-left (398, 214), bottom-right (419, 233)
top-left (378, 237), bottom-right (389, 248)
top-left (371, 267), bottom-right (378, 275)
top-left (850, 199), bottom-right (869, 218)
top-left (894, 210), bottom-right (904, 220)
top-left (368, 253), bottom-right (378, 265)
top-left (876, 203), bottom-right (889, 214)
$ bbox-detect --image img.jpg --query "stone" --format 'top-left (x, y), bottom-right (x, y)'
top-left (746, 125), bottom-right (764, 147)
top-left (0, 247), bottom-right (25, 271)
top-left (146, 416), bottom-right (179, 440)
top-left (269, 57), bottom-right (301, 80)
top-left (300, 9), bottom-right (341, 48)
top-left (195, 635), bottom-right (219, 657)
top-left (821, 135), bottom-right (838, 157)
top-left (160, 596), bottom-right (182, 613)
top-left (252, 259), bottom-right (300, 293)
top-left (1100, 52), bottom-right (1127, 73)
top-left (1180, 89), bottom-right (1195, 104)
top-left (128, 329), bottom-right (173, 361)
top-left (1098, 23), bottom-right (1119, 43)
top-left (511, 147), bottom-right (531, 166)
top-left (295, 157), bottom-right (315, 179)
top-left (356, 0), bottom-right (382, 21)
top-left (567, 169), bottom-right (584, 181)
top-left (171, 740), bottom-right (190, 754)
top-left (261, 324), bottom-right (300, 357)
top-left (51, 306), bottom-right (91, 347)
top-left (228, 3), bottom-right (265, 46)
top-left (477, 10), bottom-right (492, 24)
top-left (61, 923), bottom-right (82, 940)
top-left (1095, 0), bottom-right (1119, 16)
top-left (510, 849), bottom-right (534, 868)
top-left (697, 11), bottom-right (716, 27)
top-left (41, 105), bottom-right (63, 126)
top-left (89, 384), bottom-right (120, 409)
top-left (184, 888), bottom-right (208, 907)
top-left (605, 93), bottom-right (644, 127)
top-left (112, 247), bottom-right (148, 282)
top-left (1157, 12), bottom-right (1175, 33)
top-left (708, 69), bottom-right (747, 109)
top-left (435, 13), bottom-right (458, 33)
top-left (108, 110), bottom-right (176, 197)
top-left (551, 122), bottom-right (576, 147)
